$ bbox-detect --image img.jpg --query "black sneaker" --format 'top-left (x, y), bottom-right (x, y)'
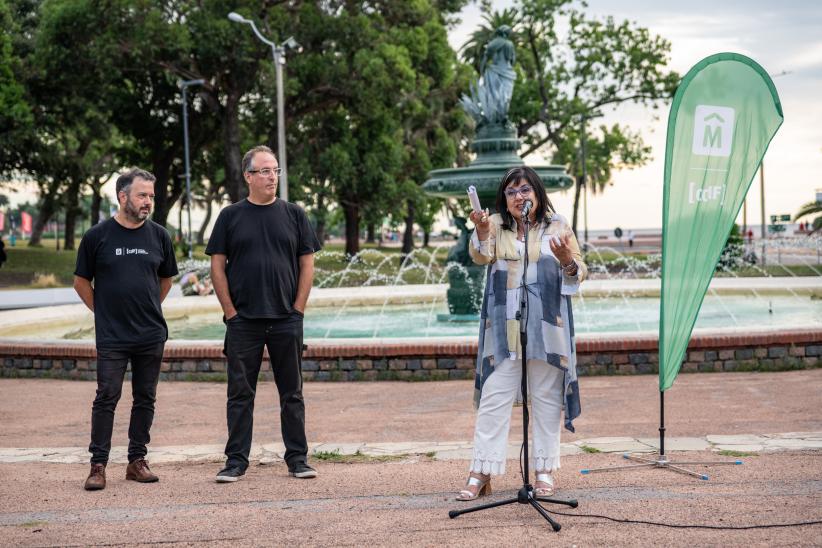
top-left (215, 465), bottom-right (245, 483)
top-left (288, 462), bottom-right (318, 479)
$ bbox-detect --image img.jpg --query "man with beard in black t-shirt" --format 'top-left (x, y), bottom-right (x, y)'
top-left (74, 168), bottom-right (178, 491)
top-left (206, 145), bottom-right (322, 483)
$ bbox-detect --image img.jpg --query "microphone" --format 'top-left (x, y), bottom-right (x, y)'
top-left (521, 199), bottom-right (533, 218)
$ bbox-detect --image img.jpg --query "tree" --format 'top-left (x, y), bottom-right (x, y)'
top-left (794, 200), bottom-right (822, 234)
top-left (0, 0), bottom-right (34, 175)
top-left (462, 0), bottom-right (678, 233)
top-left (267, 1), bottom-right (470, 257)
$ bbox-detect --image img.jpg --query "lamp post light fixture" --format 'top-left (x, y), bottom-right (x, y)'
top-left (179, 78), bottom-right (205, 260)
top-left (228, 11), bottom-right (302, 203)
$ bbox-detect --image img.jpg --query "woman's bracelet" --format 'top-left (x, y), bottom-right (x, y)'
top-left (561, 260), bottom-right (577, 275)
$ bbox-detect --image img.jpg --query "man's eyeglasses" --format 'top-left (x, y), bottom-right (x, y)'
top-left (504, 185), bottom-right (532, 198)
top-left (247, 167), bottom-right (283, 177)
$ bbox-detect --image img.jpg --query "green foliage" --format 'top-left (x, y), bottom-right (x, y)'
top-left (0, 0), bottom-right (34, 172)
top-left (311, 449), bottom-right (410, 463)
top-left (717, 449), bottom-right (756, 457)
top-left (717, 224), bottom-right (756, 271)
top-left (794, 200), bottom-right (821, 233)
top-left (461, 0), bottom-right (678, 230)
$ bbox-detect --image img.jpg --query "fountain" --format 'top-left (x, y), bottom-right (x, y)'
top-left (422, 26), bottom-right (572, 317)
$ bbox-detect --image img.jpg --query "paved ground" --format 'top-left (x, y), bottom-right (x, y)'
top-left (1, 370), bottom-right (821, 546)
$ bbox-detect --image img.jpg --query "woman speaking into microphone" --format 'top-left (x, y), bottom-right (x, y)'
top-left (456, 166), bottom-right (587, 501)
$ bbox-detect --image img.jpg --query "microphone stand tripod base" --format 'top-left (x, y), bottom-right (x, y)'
top-left (448, 484), bottom-right (578, 532)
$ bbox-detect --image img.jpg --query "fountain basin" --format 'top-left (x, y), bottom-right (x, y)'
top-left (1, 278), bottom-right (818, 381)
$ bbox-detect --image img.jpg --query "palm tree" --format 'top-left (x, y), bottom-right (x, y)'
top-left (794, 199), bottom-right (822, 234)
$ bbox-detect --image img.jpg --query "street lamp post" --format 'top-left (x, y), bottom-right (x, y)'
top-left (180, 78), bottom-right (205, 260)
top-left (580, 115), bottom-right (588, 247)
top-left (228, 12), bottom-right (301, 203)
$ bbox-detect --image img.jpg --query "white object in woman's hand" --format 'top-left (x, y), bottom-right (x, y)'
top-left (469, 209), bottom-right (491, 232)
top-left (467, 185), bottom-right (483, 213)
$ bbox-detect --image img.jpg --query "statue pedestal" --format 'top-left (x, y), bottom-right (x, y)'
top-left (441, 261), bottom-right (485, 319)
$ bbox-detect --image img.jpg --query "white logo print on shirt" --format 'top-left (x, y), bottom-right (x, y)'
top-left (115, 247), bottom-right (148, 256)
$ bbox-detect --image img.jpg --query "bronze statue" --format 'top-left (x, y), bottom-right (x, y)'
top-left (461, 25), bottom-right (517, 127)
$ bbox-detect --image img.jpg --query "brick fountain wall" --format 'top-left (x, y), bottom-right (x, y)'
top-left (1, 329), bottom-right (819, 381)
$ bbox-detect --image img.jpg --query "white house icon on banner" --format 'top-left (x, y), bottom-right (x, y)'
top-left (692, 105), bottom-right (735, 157)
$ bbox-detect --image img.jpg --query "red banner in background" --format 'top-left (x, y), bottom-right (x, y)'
top-left (21, 211), bottom-right (32, 234)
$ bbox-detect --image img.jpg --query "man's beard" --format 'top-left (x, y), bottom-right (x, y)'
top-left (124, 198), bottom-right (151, 222)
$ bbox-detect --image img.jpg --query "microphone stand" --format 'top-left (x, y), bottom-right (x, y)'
top-left (449, 205), bottom-right (578, 531)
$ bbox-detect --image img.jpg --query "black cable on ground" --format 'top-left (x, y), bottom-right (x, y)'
top-left (519, 442), bottom-right (821, 530)
top-left (538, 504), bottom-right (822, 530)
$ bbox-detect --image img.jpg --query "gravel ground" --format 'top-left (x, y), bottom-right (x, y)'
top-left (1, 453), bottom-right (820, 546)
top-left (1, 370), bottom-right (821, 546)
top-left (1, 370), bottom-right (821, 448)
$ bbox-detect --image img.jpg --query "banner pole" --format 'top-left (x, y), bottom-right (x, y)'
top-left (659, 390), bottom-right (665, 458)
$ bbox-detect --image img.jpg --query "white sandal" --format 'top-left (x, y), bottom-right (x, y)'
top-left (534, 471), bottom-right (555, 497)
top-left (456, 474), bottom-right (492, 501)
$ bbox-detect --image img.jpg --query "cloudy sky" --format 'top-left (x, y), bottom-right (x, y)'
top-left (451, 0), bottom-right (822, 230)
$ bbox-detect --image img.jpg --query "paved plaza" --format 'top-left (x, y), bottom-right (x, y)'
top-left (1, 370), bottom-right (821, 545)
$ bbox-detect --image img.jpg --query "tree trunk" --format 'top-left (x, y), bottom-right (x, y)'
top-left (366, 223), bottom-right (375, 243)
top-left (90, 186), bottom-right (102, 226)
top-left (177, 197), bottom-right (184, 242)
top-left (314, 193), bottom-right (327, 244)
top-left (343, 202), bottom-right (360, 257)
top-left (401, 199), bottom-right (415, 257)
top-left (571, 175), bottom-right (583, 236)
top-left (223, 93), bottom-right (245, 204)
top-left (63, 178), bottom-right (83, 251)
top-left (423, 230), bottom-right (430, 248)
top-left (29, 180), bottom-right (61, 246)
top-left (197, 198), bottom-right (213, 246)
top-left (151, 151), bottom-right (175, 227)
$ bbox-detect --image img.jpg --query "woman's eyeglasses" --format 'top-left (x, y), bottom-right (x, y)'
top-left (504, 185), bottom-right (532, 198)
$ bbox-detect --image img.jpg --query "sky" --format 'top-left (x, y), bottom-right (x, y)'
top-left (450, 0), bottom-right (822, 230)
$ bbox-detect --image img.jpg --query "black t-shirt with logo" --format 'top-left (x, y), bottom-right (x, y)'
top-left (205, 199), bottom-right (322, 319)
top-left (75, 218), bottom-right (178, 349)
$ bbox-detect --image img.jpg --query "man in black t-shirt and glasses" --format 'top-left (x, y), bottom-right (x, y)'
top-left (207, 145), bottom-right (322, 483)
top-left (74, 168), bottom-right (178, 491)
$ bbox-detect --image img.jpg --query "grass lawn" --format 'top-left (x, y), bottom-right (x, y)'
top-left (0, 238), bottom-right (80, 288)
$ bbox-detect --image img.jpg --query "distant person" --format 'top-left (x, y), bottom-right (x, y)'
top-left (747, 229), bottom-right (754, 243)
top-left (627, 230), bottom-right (635, 248)
top-left (74, 168), bottom-right (178, 491)
top-left (206, 145), bottom-right (322, 483)
top-left (0, 236), bottom-right (6, 268)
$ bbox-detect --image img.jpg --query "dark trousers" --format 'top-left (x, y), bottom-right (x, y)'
top-left (89, 343), bottom-right (165, 464)
top-left (224, 314), bottom-right (307, 470)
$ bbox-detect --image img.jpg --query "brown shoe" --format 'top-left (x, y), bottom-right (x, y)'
top-left (126, 458), bottom-right (159, 483)
top-left (84, 463), bottom-right (106, 491)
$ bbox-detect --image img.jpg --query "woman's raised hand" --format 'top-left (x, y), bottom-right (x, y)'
top-left (549, 232), bottom-right (574, 266)
top-left (469, 209), bottom-right (491, 239)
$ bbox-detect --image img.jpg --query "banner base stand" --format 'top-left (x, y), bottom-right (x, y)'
top-left (579, 390), bottom-right (743, 480)
top-left (580, 452), bottom-right (743, 481)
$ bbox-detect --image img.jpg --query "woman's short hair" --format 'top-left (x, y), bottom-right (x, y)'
top-left (495, 166), bottom-right (555, 231)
